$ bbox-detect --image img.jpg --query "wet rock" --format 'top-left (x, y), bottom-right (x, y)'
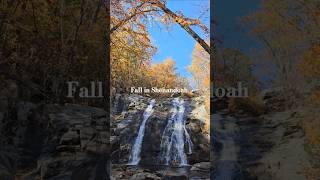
top-left (110, 94), bottom-right (210, 177)
top-left (190, 162), bottom-right (210, 179)
top-left (128, 102), bottom-right (136, 109)
top-left (163, 174), bottom-right (188, 180)
top-left (187, 121), bottom-right (202, 133)
top-left (190, 162), bottom-right (210, 171)
top-left (140, 110), bottom-right (169, 165)
top-left (170, 92), bottom-right (181, 98)
top-left (113, 94), bottom-right (128, 114)
top-left (129, 172), bottom-right (161, 180)
top-left (60, 130), bottom-right (80, 145)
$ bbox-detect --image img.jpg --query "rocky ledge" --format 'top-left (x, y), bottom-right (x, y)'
top-left (0, 98), bottom-right (109, 179)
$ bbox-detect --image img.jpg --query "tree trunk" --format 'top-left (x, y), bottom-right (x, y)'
top-left (109, 1), bottom-right (211, 55)
top-left (153, 1), bottom-right (210, 54)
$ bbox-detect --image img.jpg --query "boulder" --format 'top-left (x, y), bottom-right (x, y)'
top-left (190, 162), bottom-right (210, 171)
top-left (129, 172), bottom-right (161, 180)
top-left (190, 162), bottom-right (210, 179)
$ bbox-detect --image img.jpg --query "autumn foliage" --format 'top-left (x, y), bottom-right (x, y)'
top-left (188, 42), bottom-right (210, 131)
top-left (110, 0), bottom-right (209, 96)
top-left (299, 44), bottom-right (320, 79)
top-left (0, 0), bottom-right (107, 103)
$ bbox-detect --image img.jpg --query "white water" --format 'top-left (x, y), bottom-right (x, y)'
top-left (128, 99), bottom-right (156, 165)
top-left (160, 97), bottom-right (193, 166)
top-left (212, 113), bottom-right (241, 179)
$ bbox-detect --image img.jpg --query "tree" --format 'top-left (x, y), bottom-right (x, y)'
top-left (243, 0), bottom-right (319, 89)
top-left (299, 44), bottom-right (320, 104)
top-left (0, 0), bottom-right (106, 102)
top-left (149, 58), bottom-right (178, 89)
top-left (299, 44), bottom-right (320, 79)
top-left (216, 48), bottom-right (254, 88)
top-left (110, 0), bottom-right (209, 95)
top-left (109, 0), bottom-right (210, 54)
top-left (110, 16), bottom-right (155, 92)
top-left (188, 42), bottom-right (210, 92)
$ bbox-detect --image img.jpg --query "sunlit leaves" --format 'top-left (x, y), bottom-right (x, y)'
top-left (188, 42), bottom-right (210, 91)
top-left (149, 58), bottom-right (178, 89)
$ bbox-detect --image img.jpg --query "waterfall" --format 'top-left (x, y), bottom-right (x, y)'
top-left (128, 99), bottom-right (156, 165)
top-left (160, 97), bottom-right (193, 166)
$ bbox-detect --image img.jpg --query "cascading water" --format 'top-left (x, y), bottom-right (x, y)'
top-left (160, 97), bottom-right (193, 166)
top-left (128, 99), bottom-right (156, 165)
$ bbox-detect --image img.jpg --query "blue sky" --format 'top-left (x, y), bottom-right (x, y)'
top-left (147, 0), bottom-right (210, 78)
top-left (214, 0), bottom-right (262, 54)
top-left (214, 0), bottom-right (272, 86)
top-left (147, 0), bottom-right (267, 85)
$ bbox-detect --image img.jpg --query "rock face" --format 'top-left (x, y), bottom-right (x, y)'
top-left (0, 99), bottom-right (109, 179)
top-left (261, 87), bottom-right (286, 112)
top-left (186, 97), bottom-right (210, 164)
top-left (111, 95), bottom-right (210, 165)
top-left (0, 93), bottom-right (209, 179)
top-left (110, 94), bottom-right (210, 179)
